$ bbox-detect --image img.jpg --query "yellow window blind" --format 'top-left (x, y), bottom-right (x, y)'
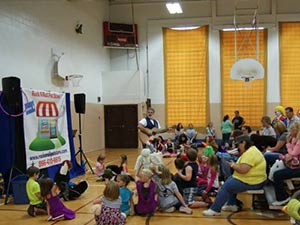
top-left (280, 22), bottom-right (300, 111)
top-left (163, 26), bottom-right (208, 129)
top-left (221, 30), bottom-right (267, 128)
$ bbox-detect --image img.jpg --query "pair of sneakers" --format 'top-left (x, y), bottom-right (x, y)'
top-left (163, 206), bottom-right (192, 214)
top-left (179, 206), bottom-right (192, 214)
top-left (202, 204), bottom-right (240, 216)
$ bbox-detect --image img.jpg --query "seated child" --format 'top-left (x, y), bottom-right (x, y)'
top-left (163, 138), bottom-right (177, 157)
top-left (155, 166), bottom-right (192, 214)
top-left (95, 153), bottom-right (106, 181)
top-left (92, 181), bottom-right (126, 225)
top-left (116, 174), bottom-right (134, 216)
top-left (26, 166), bottom-right (47, 216)
top-left (172, 157), bottom-right (185, 194)
top-left (177, 149), bottom-right (208, 208)
top-left (196, 154), bottom-right (219, 203)
top-left (39, 178), bottom-right (75, 221)
top-left (197, 153), bottom-right (209, 186)
top-left (135, 168), bottom-right (157, 216)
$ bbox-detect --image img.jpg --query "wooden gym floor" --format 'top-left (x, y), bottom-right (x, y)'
top-left (0, 148), bottom-right (289, 225)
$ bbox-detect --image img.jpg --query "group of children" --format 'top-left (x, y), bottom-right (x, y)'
top-left (89, 144), bottom-right (221, 224)
top-left (26, 165), bottom-right (75, 221)
top-left (24, 143), bottom-right (220, 224)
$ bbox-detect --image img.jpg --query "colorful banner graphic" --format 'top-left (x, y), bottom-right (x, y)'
top-left (23, 89), bottom-right (71, 169)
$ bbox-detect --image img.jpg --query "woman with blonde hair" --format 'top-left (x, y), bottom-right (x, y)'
top-left (272, 121), bottom-right (300, 206)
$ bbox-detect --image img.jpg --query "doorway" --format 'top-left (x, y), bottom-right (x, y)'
top-left (104, 104), bottom-right (138, 148)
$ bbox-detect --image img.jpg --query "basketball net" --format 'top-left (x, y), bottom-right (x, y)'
top-left (64, 74), bottom-right (83, 88)
top-left (244, 77), bottom-right (252, 88)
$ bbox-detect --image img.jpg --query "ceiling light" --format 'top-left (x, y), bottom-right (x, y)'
top-left (171, 26), bottom-right (200, 30)
top-left (166, 2), bottom-right (183, 14)
top-left (222, 27), bottom-right (264, 32)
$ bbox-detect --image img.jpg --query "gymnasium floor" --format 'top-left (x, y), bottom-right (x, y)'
top-left (0, 149), bottom-right (289, 225)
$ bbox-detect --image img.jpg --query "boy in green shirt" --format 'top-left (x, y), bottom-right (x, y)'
top-left (26, 166), bottom-right (47, 216)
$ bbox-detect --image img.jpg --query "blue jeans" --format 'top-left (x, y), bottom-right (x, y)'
top-left (222, 133), bottom-right (231, 146)
top-left (273, 167), bottom-right (300, 201)
top-left (264, 152), bottom-right (281, 174)
top-left (216, 152), bottom-right (238, 179)
top-left (210, 176), bottom-right (266, 212)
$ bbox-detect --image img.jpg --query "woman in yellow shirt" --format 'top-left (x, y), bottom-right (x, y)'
top-left (203, 135), bottom-right (266, 216)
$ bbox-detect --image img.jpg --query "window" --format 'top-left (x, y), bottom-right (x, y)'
top-left (163, 26), bottom-right (208, 129)
top-left (220, 29), bottom-right (267, 127)
top-left (280, 22), bottom-right (300, 111)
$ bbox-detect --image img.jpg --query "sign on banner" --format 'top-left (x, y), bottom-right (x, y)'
top-left (23, 89), bottom-right (71, 169)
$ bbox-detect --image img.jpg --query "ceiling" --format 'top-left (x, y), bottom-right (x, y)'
top-left (108, 0), bottom-right (210, 5)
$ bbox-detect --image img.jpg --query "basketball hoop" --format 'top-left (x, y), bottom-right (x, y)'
top-left (230, 58), bottom-right (264, 87)
top-left (65, 74), bottom-right (83, 87)
top-left (242, 76), bottom-right (253, 88)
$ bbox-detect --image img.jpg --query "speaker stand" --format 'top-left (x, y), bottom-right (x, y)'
top-left (75, 113), bottom-right (94, 174)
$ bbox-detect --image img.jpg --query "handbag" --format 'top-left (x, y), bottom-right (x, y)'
top-left (269, 159), bottom-right (286, 182)
top-left (285, 156), bottom-right (300, 169)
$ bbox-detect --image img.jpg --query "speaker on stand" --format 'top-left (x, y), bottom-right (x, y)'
top-left (74, 93), bottom-right (94, 174)
top-left (1, 76), bottom-right (25, 204)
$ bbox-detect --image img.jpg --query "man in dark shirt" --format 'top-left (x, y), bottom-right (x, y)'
top-left (232, 110), bottom-right (245, 130)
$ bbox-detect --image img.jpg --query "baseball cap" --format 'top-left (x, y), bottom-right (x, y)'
top-left (235, 135), bottom-right (250, 145)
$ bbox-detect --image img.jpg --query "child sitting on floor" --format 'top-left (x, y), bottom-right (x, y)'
top-left (116, 174), bottom-right (135, 216)
top-left (95, 153), bottom-right (106, 181)
top-left (92, 181), bottom-right (126, 225)
top-left (26, 166), bottom-right (47, 217)
top-left (39, 178), bottom-right (75, 221)
top-left (155, 165), bottom-right (192, 214)
top-left (135, 168), bottom-right (157, 216)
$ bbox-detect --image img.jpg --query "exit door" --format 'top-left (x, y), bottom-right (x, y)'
top-left (104, 105), bottom-right (138, 148)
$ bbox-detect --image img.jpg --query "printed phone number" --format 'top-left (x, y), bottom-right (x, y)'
top-left (38, 156), bottom-right (61, 167)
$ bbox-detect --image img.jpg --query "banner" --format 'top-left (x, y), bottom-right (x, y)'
top-left (23, 89), bottom-right (71, 169)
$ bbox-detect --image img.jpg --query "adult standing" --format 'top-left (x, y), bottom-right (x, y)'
top-left (138, 107), bottom-right (161, 147)
top-left (203, 135), bottom-right (266, 216)
top-left (221, 115), bottom-right (233, 146)
top-left (232, 110), bottom-right (245, 130)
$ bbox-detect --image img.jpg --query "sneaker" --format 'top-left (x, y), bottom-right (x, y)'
top-left (179, 206), bottom-right (192, 214)
top-left (272, 197), bottom-right (291, 206)
top-left (202, 209), bottom-right (221, 216)
top-left (96, 176), bottom-right (104, 182)
top-left (27, 205), bottom-right (36, 217)
top-left (221, 204), bottom-right (239, 212)
top-left (164, 206), bottom-right (175, 213)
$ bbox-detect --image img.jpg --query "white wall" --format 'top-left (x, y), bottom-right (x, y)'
top-left (102, 70), bottom-right (145, 104)
top-left (109, 0), bottom-right (300, 107)
top-left (0, 0), bottom-right (110, 103)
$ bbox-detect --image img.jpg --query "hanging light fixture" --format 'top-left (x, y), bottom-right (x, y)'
top-left (166, 2), bottom-right (183, 14)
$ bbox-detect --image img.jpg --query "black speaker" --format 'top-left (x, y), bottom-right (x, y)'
top-left (2, 76), bottom-right (21, 106)
top-left (74, 93), bottom-right (86, 114)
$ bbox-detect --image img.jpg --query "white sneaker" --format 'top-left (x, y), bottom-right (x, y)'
top-left (272, 197), bottom-right (291, 206)
top-left (202, 209), bottom-right (221, 216)
top-left (221, 204), bottom-right (239, 212)
top-left (164, 206), bottom-right (175, 213)
top-left (179, 206), bottom-right (192, 214)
